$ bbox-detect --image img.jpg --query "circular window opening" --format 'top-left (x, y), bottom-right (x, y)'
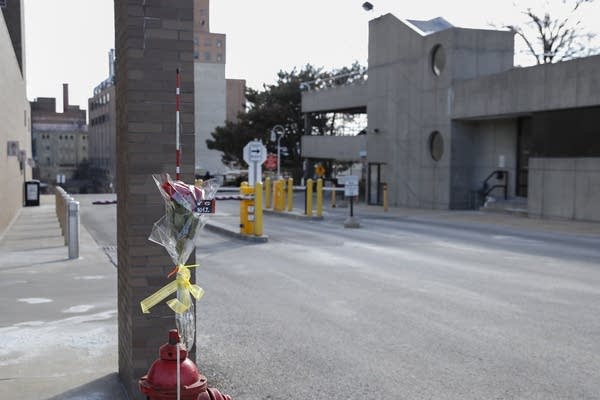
top-left (429, 131), bottom-right (444, 161)
top-left (431, 44), bottom-right (446, 76)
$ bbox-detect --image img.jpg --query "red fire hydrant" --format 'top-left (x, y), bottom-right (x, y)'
top-left (139, 329), bottom-right (232, 400)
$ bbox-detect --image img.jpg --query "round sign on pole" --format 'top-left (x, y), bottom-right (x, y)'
top-left (315, 164), bottom-right (325, 178)
top-left (264, 153), bottom-right (277, 170)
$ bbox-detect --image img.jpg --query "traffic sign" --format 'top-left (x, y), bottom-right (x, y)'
top-left (315, 164), bottom-right (325, 177)
top-left (243, 140), bottom-right (267, 186)
top-left (264, 153), bottom-right (277, 170)
top-left (344, 175), bottom-right (359, 197)
top-left (243, 140), bottom-right (267, 164)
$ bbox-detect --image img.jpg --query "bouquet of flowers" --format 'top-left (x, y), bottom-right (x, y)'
top-left (141, 173), bottom-right (219, 351)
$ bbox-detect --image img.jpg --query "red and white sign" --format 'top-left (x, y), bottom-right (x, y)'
top-left (264, 153), bottom-right (277, 170)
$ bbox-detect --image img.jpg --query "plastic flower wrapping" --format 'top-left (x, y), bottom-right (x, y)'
top-left (141, 173), bottom-right (219, 351)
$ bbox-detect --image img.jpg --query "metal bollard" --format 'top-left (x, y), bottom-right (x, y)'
top-left (68, 200), bottom-right (80, 259)
top-left (64, 195), bottom-right (72, 245)
top-left (306, 179), bottom-right (313, 216)
top-left (265, 177), bottom-right (271, 209)
top-left (383, 183), bottom-right (388, 212)
top-left (254, 182), bottom-right (263, 237)
top-left (316, 178), bottom-right (323, 217)
top-left (287, 177), bottom-right (293, 212)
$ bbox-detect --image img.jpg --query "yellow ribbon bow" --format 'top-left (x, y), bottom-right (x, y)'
top-left (140, 264), bottom-right (204, 314)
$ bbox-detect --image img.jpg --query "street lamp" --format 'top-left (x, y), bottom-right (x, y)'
top-left (270, 125), bottom-right (285, 179)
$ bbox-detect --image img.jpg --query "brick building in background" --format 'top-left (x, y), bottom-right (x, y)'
top-left (0, 0), bottom-right (32, 232)
top-left (31, 84), bottom-right (89, 192)
top-left (88, 49), bottom-right (117, 192)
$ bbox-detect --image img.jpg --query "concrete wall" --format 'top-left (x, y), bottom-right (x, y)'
top-left (301, 135), bottom-right (367, 161)
top-left (365, 15), bottom-right (515, 209)
top-left (194, 61), bottom-right (226, 175)
top-left (452, 55), bottom-right (600, 119)
top-left (301, 81), bottom-right (367, 113)
top-left (1, 0), bottom-right (25, 76)
top-left (0, 12), bottom-right (30, 234)
top-left (529, 158), bottom-right (600, 222)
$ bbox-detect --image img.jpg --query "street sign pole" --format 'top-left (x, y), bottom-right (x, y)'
top-left (243, 140), bottom-right (267, 187)
top-left (343, 175), bottom-right (360, 228)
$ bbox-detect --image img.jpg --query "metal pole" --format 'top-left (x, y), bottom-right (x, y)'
top-left (277, 135), bottom-right (281, 179)
top-left (68, 200), bottom-right (80, 259)
top-left (350, 196), bottom-right (354, 218)
top-left (175, 68), bottom-right (181, 180)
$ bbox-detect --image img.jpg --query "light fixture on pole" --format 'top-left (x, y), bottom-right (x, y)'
top-left (270, 125), bottom-right (285, 179)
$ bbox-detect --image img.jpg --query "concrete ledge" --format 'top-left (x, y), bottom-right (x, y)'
top-left (205, 220), bottom-right (269, 243)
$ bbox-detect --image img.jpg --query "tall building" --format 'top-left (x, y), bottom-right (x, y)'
top-left (193, 0), bottom-right (245, 176)
top-left (88, 49), bottom-right (117, 192)
top-left (31, 84), bottom-right (88, 190)
top-left (0, 0), bottom-right (31, 232)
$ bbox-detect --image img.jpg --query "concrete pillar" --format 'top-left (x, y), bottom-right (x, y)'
top-left (115, 1), bottom-right (195, 398)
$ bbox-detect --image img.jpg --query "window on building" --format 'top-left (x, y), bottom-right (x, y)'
top-left (204, 52), bottom-right (211, 61)
top-left (431, 44), bottom-right (446, 76)
top-left (216, 40), bottom-right (222, 48)
top-left (216, 54), bottom-right (222, 62)
top-left (429, 131), bottom-right (444, 161)
top-left (194, 51), bottom-right (199, 59)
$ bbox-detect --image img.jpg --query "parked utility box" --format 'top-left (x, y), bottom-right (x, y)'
top-left (24, 180), bottom-right (40, 207)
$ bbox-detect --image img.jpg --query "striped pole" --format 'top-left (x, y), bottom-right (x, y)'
top-left (175, 68), bottom-right (181, 180)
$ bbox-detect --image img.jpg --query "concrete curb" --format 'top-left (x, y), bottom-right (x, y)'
top-left (204, 220), bottom-right (269, 243)
top-left (264, 209), bottom-right (324, 221)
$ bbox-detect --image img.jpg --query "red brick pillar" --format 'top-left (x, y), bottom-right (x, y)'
top-left (114, 1), bottom-right (196, 398)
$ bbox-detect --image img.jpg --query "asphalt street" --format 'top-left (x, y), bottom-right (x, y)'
top-left (78, 194), bottom-right (600, 400)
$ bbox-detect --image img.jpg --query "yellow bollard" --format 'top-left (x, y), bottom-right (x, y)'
top-left (254, 182), bottom-right (263, 236)
top-left (316, 178), bottom-right (323, 217)
top-left (287, 177), bottom-right (294, 212)
top-left (265, 177), bottom-right (271, 209)
top-left (278, 179), bottom-right (285, 211)
top-left (239, 182), bottom-right (254, 235)
top-left (383, 183), bottom-right (388, 212)
top-left (273, 180), bottom-right (279, 211)
top-left (306, 178), bottom-right (313, 216)
top-left (273, 180), bottom-right (280, 211)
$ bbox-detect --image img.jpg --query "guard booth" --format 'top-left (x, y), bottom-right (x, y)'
top-left (24, 180), bottom-right (40, 207)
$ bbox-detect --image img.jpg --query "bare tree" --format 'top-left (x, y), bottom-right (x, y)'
top-left (507, 0), bottom-right (598, 64)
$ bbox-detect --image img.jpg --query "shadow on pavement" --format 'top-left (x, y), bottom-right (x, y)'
top-left (44, 373), bottom-right (128, 400)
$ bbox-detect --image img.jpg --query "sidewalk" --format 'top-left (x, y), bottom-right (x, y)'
top-left (0, 195), bottom-right (127, 400)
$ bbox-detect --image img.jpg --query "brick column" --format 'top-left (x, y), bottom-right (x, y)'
top-left (115, 1), bottom-right (195, 398)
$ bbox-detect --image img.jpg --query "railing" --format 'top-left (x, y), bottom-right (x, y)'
top-left (480, 170), bottom-right (509, 204)
top-left (299, 69), bottom-right (368, 92)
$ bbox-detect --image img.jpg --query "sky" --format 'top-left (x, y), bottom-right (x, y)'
top-left (22, 0), bottom-right (600, 114)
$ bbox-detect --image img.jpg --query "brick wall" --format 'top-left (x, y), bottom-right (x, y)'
top-left (115, 1), bottom-right (195, 398)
